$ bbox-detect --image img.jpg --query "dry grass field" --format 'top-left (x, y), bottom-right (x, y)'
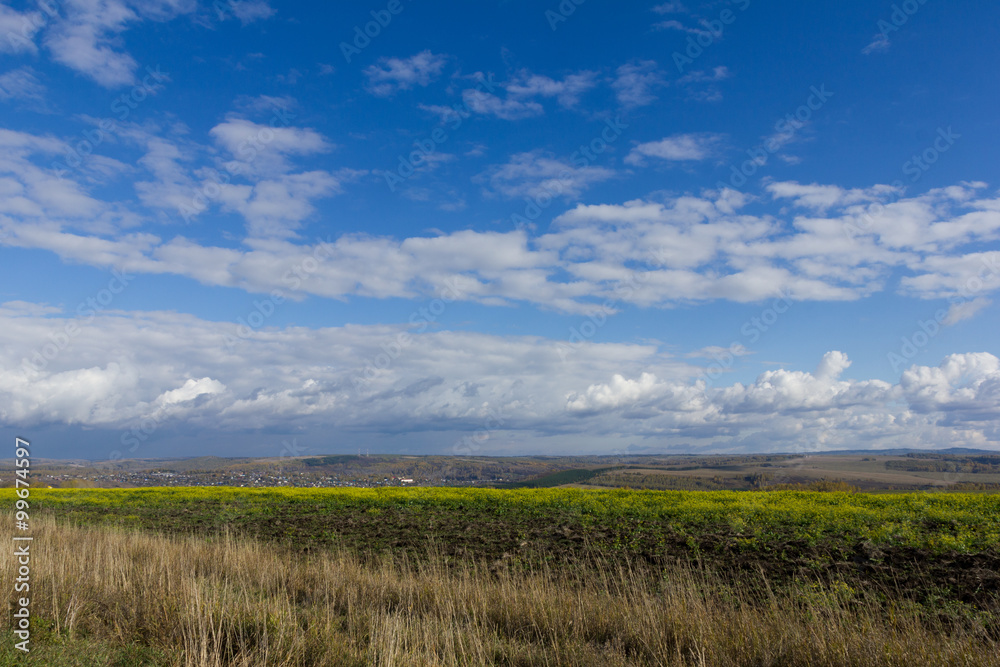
top-left (1, 514), bottom-right (998, 666)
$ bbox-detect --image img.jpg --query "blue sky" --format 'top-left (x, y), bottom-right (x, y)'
top-left (1, 0), bottom-right (999, 460)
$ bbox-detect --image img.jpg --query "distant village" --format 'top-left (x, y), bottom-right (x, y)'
top-left (33, 468), bottom-right (502, 489)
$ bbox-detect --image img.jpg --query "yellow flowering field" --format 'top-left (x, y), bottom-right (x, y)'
top-left (6, 486), bottom-right (1000, 554)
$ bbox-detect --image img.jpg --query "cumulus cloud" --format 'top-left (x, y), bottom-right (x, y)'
top-left (462, 88), bottom-right (544, 120)
top-left (625, 133), bottom-right (724, 165)
top-left (364, 51), bottom-right (448, 97)
top-left (42, 0), bottom-right (198, 88)
top-left (157, 377), bottom-right (226, 405)
top-left (900, 353), bottom-right (1000, 420)
top-left (611, 61), bottom-right (666, 108)
top-left (478, 150), bottom-right (616, 200)
top-left (767, 181), bottom-right (894, 212)
top-left (478, 151), bottom-right (614, 204)
top-left (446, 69), bottom-right (597, 120)
top-left (566, 372), bottom-right (664, 412)
top-left (814, 350), bottom-right (851, 380)
top-left (505, 70), bottom-right (597, 108)
top-left (215, 170), bottom-right (356, 238)
top-left (210, 118), bottom-right (332, 162)
top-left (24, 0), bottom-right (269, 87)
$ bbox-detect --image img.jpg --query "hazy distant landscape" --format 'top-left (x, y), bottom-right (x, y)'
top-left (8, 449), bottom-right (1000, 492)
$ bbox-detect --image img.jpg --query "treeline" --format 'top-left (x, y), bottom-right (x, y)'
top-left (887, 456), bottom-right (1000, 474)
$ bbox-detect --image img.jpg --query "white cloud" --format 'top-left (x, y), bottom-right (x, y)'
top-left (443, 69), bottom-right (597, 120)
top-left (0, 67), bottom-right (47, 110)
top-left (157, 377), bottom-right (226, 405)
top-left (210, 118), bottom-right (332, 158)
top-left (0, 5), bottom-right (42, 54)
top-left (625, 133), bottom-right (724, 165)
top-left (767, 181), bottom-right (894, 212)
top-left (902, 252), bottom-right (1000, 300)
top-left (675, 66), bottom-right (731, 101)
top-left (462, 88), bottom-right (544, 120)
top-left (900, 353), bottom-right (1000, 420)
top-left (505, 70), bottom-right (597, 108)
top-left (44, 3), bottom-right (140, 88)
top-left (862, 33), bottom-right (890, 55)
top-left (209, 117), bottom-right (333, 177)
top-left (0, 129), bottom-right (111, 221)
top-left (686, 344), bottom-right (751, 359)
top-left (218, 0), bottom-right (275, 25)
top-left (364, 50), bottom-right (448, 97)
top-left (42, 0), bottom-right (197, 88)
top-left (32, 0), bottom-right (267, 87)
top-left (655, 19), bottom-right (705, 34)
top-left (216, 169), bottom-right (357, 238)
top-left (478, 151), bottom-right (615, 200)
top-left (612, 61), bottom-right (666, 108)
top-left (234, 94), bottom-right (297, 114)
top-left (944, 297), bottom-right (992, 326)
top-left (815, 350), bottom-right (851, 381)
top-left (677, 66), bottom-right (731, 84)
top-left (652, 2), bottom-right (687, 14)
top-left (566, 372), bottom-right (664, 411)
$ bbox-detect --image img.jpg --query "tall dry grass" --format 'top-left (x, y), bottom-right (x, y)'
top-left (2, 514), bottom-right (997, 666)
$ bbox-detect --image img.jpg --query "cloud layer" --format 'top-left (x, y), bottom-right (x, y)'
top-left (1, 117), bottom-right (998, 317)
top-left (2, 302), bottom-right (997, 454)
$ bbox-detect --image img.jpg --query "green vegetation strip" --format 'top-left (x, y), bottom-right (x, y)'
top-left (6, 487), bottom-right (1000, 553)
